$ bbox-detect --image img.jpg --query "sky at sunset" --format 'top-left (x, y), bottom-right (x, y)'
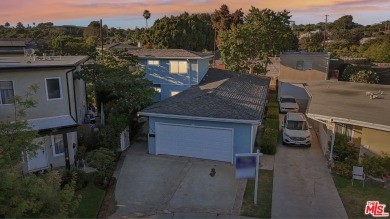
top-left (1, 0), bottom-right (389, 28)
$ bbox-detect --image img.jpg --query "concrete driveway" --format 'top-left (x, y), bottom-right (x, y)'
top-left (111, 143), bottom-right (245, 217)
top-left (272, 114), bottom-right (348, 218)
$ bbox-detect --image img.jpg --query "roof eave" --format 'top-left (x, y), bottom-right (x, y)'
top-left (306, 113), bottom-right (390, 132)
top-left (139, 112), bottom-right (261, 125)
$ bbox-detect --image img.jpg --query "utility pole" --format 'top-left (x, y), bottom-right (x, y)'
top-left (213, 28), bottom-right (217, 67)
top-left (323, 15), bottom-right (329, 50)
top-left (100, 19), bottom-right (104, 59)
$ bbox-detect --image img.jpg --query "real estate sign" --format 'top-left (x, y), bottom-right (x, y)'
top-left (235, 155), bottom-right (256, 179)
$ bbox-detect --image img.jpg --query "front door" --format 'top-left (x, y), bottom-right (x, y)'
top-left (28, 146), bottom-right (48, 171)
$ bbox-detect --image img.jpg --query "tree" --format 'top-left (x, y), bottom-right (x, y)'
top-left (211, 4), bottom-right (244, 32)
top-left (76, 50), bottom-right (155, 149)
top-left (83, 21), bottom-right (101, 40)
top-left (0, 86), bottom-right (80, 218)
top-left (4, 22), bottom-right (10, 28)
top-left (145, 12), bottom-right (214, 51)
top-left (299, 32), bottom-right (323, 52)
top-left (143, 10), bottom-right (151, 28)
top-left (86, 147), bottom-right (116, 186)
top-left (219, 7), bottom-right (298, 74)
top-left (363, 35), bottom-right (390, 62)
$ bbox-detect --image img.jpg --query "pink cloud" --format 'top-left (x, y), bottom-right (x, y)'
top-left (0, 0), bottom-right (388, 25)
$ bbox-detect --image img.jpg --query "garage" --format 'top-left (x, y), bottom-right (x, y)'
top-left (155, 123), bottom-right (233, 163)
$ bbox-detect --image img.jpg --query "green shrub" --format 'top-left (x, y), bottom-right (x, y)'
top-left (330, 134), bottom-right (358, 162)
top-left (62, 167), bottom-right (88, 191)
top-left (86, 147), bottom-right (116, 186)
top-left (267, 98), bottom-right (278, 108)
top-left (349, 70), bottom-right (379, 84)
top-left (260, 128), bottom-right (278, 155)
top-left (264, 118), bottom-right (279, 130)
top-left (266, 107), bottom-right (279, 119)
top-left (361, 154), bottom-right (390, 178)
top-left (332, 159), bottom-right (359, 178)
top-left (341, 65), bottom-right (370, 81)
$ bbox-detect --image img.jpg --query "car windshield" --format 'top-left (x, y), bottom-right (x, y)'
top-left (286, 120), bottom-right (308, 130)
top-left (281, 98), bottom-right (296, 103)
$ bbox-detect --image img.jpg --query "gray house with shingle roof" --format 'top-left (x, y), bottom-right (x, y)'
top-left (130, 49), bottom-right (213, 101)
top-left (139, 68), bottom-right (269, 163)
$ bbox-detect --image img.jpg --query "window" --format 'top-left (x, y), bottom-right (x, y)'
top-left (0, 81), bottom-right (14, 104)
top-left (171, 91), bottom-right (180, 96)
top-left (170, 61), bottom-right (187, 74)
top-left (296, 60), bottom-right (312, 71)
top-left (286, 121), bottom-right (308, 130)
top-left (45, 78), bottom-right (62, 100)
top-left (52, 134), bottom-right (65, 156)
top-left (147, 60), bottom-right (159, 65)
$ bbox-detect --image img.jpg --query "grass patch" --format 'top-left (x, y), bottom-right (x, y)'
top-left (266, 107), bottom-right (279, 119)
top-left (241, 170), bottom-right (273, 218)
top-left (332, 174), bottom-right (390, 218)
top-left (74, 173), bottom-right (106, 218)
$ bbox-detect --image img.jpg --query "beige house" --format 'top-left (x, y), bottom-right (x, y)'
top-left (0, 55), bottom-right (88, 173)
top-left (304, 81), bottom-right (390, 160)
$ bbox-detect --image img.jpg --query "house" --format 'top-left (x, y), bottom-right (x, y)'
top-left (139, 68), bottom-right (269, 163)
top-left (278, 52), bottom-right (331, 112)
top-left (0, 39), bottom-right (27, 57)
top-left (130, 49), bottom-right (213, 100)
top-left (0, 55), bottom-right (89, 173)
top-left (96, 43), bottom-right (140, 52)
top-left (304, 80), bottom-right (390, 159)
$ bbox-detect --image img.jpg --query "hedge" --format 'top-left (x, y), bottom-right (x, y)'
top-left (260, 127), bottom-right (278, 155)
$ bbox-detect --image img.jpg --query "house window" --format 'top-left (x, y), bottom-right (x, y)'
top-left (296, 60), bottom-right (312, 71)
top-left (0, 81), bottom-right (14, 104)
top-left (52, 134), bottom-right (65, 156)
top-left (45, 78), bottom-right (62, 100)
top-left (171, 91), bottom-right (180, 96)
top-left (147, 60), bottom-right (159, 65)
top-left (170, 61), bottom-right (187, 74)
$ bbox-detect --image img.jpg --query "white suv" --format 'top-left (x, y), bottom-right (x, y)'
top-left (282, 112), bottom-right (311, 147)
top-left (279, 95), bottom-right (299, 113)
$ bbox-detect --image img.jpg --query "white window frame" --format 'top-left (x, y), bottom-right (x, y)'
top-left (169, 61), bottom-right (188, 74)
top-left (51, 134), bottom-right (65, 157)
top-left (0, 80), bottom-right (15, 105)
top-left (45, 77), bottom-right (63, 100)
top-left (147, 60), bottom-right (160, 65)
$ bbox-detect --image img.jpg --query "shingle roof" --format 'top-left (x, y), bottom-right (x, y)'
top-left (130, 49), bottom-right (213, 59)
top-left (140, 68), bottom-right (270, 122)
top-left (305, 80), bottom-right (390, 128)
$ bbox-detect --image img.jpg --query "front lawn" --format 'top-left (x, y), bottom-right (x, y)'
top-left (74, 173), bottom-right (106, 218)
top-left (332, 174), bottom-right (390, 218)
top-left (241, 170), bottom-right (273, 218)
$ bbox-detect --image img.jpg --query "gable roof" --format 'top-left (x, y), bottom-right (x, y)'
top-left (130, 49), bottom-right (213, 60)
top-left (305, 80), bottom-right (390, 131)
top-left (140, 68), bottom-right (270, 124)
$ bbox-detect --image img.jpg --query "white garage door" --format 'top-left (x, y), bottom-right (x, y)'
top-left (156, 123), bottom-right (233, 163)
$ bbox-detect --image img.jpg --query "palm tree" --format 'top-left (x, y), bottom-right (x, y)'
top-left (143, 10), bottom-right (151, 28)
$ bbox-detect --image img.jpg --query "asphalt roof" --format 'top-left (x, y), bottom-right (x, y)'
top-left (130, 49), bottom-right (213, 59)
top-left (0, 55), bottom-right (89, 69)
top-left (140, 68), bottom-right (270, 122)
top-left (305, 80), bottom-right (390, 128)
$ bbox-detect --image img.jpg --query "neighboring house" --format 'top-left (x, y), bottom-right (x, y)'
top-left (278, 52), bottom-right (331, 113)
top-left (96, 43), bottom-right (140, 53)
top-left (0, 55), bottom-right (89, 173)
top-left (304, 80), bottom-right (390, 160)
top-left (130, 49), bottom-right (213, 100)
top-left (139, 68), bottom-right (269, 163)
top-left (0, 38), bottom-right (26, 56)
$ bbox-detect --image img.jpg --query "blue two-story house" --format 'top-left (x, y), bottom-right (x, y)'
top-left (130, 49), bottom-right (213, 100)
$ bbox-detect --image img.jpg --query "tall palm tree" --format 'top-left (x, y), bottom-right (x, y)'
top-left (143, 10), bottom-right (151, 28)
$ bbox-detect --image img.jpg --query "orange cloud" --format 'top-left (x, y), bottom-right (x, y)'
top-left (0, 0), bottom-right (388, 25)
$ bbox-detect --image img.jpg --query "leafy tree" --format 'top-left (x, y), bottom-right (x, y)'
top-left (143, 10), bottom-right (151, 28)
top-left (211, 4), bottom-right (244, 32)
top-left (4, 22), bottom-right (10, 28)
top-left (341, 65), bottom-right (369, 81)
top-left (219, 7), bottom-right (298, 74)
top-left (363, 36), bottom-right (390, 62)
top-left (299, 32), bottom-right (323, 52)
top-left (16, 22), bottom-right (24, 29)
top-left (83, 21), bottom-right (101, 40)
top-left (86, 147), bottom-right (116, 186)
top-left (145, 12), bottom-right (214, 51)
top-left (76, 50), bottom-right (155, 149)
top-left (350, 70), bottom-right (379, 84)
